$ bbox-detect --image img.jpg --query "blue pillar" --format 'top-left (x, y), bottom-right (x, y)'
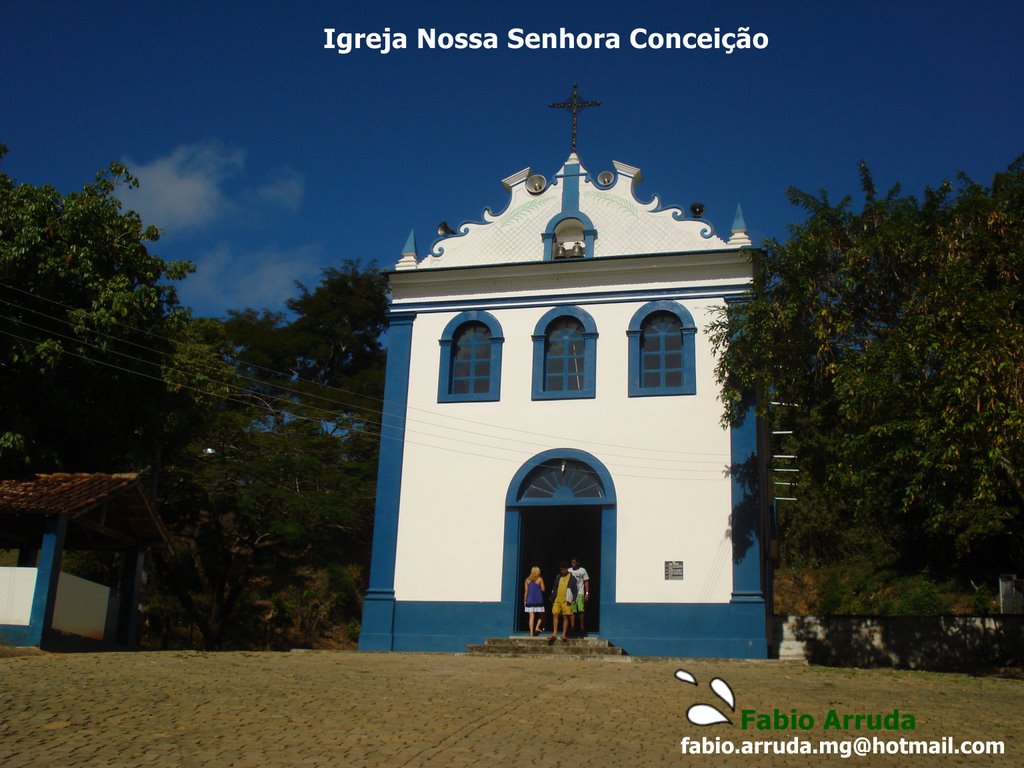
top-left (728, 390), bottom-right (768, 657)
top-left (730, 391), bottom-right (763, 602)
top-left (359, 312), bottom-right (416, 651)
top-left (26, 514), bottom-right (68, 648)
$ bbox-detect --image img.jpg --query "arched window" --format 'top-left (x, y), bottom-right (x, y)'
top-left (451, 322), bottom-right (492, 394)
top-left (545, 318), bottom-right (585, 392)
top-left (531, 307), bottom-right (597, 400)
top-left (438, 311), bottom-right (503, 402)
top-left (627, 301), bottom-right (696, 397)
top-left (641, 312), bottom-right (683, 388)
top-left (521, 459), bottom-right (605, 500)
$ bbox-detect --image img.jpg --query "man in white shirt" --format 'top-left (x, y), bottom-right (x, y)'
top-left (569, 556), bottom-right (591, 637)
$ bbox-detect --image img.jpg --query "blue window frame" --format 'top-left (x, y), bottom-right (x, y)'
top-left (627, 301), bottom-right (696, 397)
top-left (438, 311), bottom-right (503, 402)
top-left (531, 306), bottom-right (597, 400)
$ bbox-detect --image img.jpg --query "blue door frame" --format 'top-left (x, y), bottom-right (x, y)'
top-left (502, 449), bottom-right (617, 636)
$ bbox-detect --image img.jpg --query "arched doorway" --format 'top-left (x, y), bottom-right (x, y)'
top-left (503, 450), bottom-right (616, 635)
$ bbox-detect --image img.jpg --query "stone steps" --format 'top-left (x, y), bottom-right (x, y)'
top-left (466, 636), bottom-right (626, 656)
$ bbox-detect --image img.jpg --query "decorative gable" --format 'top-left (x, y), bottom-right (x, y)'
top-left (397, 153), bottom-right (748, 271)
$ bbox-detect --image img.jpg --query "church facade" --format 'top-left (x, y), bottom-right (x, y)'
top-left (359, 150), bottom-right (769, 657)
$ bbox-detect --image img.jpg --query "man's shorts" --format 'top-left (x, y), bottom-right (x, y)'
top-left (552, 600), bottom-right (572, 616)
top-left (572, 596), bottom-right (585, 613)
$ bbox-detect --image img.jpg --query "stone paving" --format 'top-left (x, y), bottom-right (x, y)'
top-left (1, 650), bottom-right (1022, 767)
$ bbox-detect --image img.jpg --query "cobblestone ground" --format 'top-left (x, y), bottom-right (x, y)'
top-left (1, 651), bottom-right (1021, 767)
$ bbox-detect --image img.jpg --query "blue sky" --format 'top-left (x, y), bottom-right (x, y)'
top-left (3, 1), bottom-right (1022, 317)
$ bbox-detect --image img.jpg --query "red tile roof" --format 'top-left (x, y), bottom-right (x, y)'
top-left (0, 473), bottom-right (171, 549)
top-left (0, 473), bottom-right (138, 515)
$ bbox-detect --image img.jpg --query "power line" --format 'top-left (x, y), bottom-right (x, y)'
top-left (0, 282), bottom-right (733, 461)
top-left (0, 326), bottom-right (733, 482)
top-left (1, 307), bottom-right (728, 472)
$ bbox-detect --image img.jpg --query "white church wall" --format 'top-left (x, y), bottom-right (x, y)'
top-left (391, 295), bottom-right (735, 605)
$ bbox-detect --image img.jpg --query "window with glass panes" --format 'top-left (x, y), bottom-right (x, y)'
top-left (640, 312), bottom-right (684, 389)
top-left (450, 322), bottom-right (492, 395)
top-left (544, 318), bottom-right (586, 392)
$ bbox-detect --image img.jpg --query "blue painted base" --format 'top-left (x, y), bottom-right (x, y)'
top-left (360, 599), bottom-right (768, 657)
top-left (602, 601), bottom-right (768, 658)
top-left (358, 591), bottom-right (397, 651)
top-left (392, 602), bottom-right (508, 652)
top-left (0, 624), bottom-right (39, 647)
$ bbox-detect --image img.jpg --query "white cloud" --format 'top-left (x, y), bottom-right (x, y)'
top-left (122, 142), bottom-right (245, 232)
top-left (120, 142), bottom-right (306, 233)
top-left (180, 242), bottom-right (325, 316)
top-left (255, 168), bottom-right (304, 212)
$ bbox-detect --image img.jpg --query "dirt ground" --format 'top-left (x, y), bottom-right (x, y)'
top-left (0, 650), bottom-right (1021, 767)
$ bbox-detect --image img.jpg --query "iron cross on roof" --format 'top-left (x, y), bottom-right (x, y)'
top-left (549, 84), bottom-right (601, 154)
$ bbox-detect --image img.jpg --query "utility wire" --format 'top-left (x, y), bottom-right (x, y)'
top-left (0, 326), bottom-right (732, 482)
top-left (1, 308), bottom-right (727, 474)
top-left (0, 282), bottom-right (733, 460)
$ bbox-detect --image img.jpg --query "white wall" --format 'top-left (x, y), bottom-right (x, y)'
top-left (0, 566), bottom-right (37, 625)
top-left (52, 572), bottom-right (110, 640)
top-left (0, 567), bottom-right (110, 639)
top-left (392, 296), bottom-right (734, 604)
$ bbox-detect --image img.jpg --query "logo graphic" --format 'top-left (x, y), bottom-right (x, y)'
top-left (675, 669), bottom-right (736, 726)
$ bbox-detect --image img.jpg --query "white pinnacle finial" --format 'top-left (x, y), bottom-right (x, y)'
top-left (395, 228), bottom-right (419, 270)
top-left (728, 204), bottom-right (752, 247)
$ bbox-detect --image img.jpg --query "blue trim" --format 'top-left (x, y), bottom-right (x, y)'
top-left (28, 514), bottom-right (68, 647)
top-left (437, 310), bottom-right (504, 403)
top-left (0, 624), bottom-right (38, 646)
top-left (592, 169), bottom-right (616, 189)
top-left (502, 450), bottom-right (618, 645)
top-left (626, 300), bottom-right (697, 397)
top-left (392, 601), bottom-right (509, 652)
top-left (601, 601), bottom-right (767, 657)
top-left (729, 392), bottom-right (765, 605)
top-left (391, 283), bottom-right (753, 316)
top-left (384, 601), bottom-right (767, 657)
top-left (360, 313), bottom-right (416, 651)
top-left (0, 514), bottom-right (70, 648)
top-left (365, 433), bottom-right (768, 657)
top-left (390, 246), bottom-right (757, 277)
top-left (505, 448), bottom-right (617, 506)
top-left (428, 218), bottom-right (489, 258)
top-left (544, 210), bottom-right (596, 233)
top-left (543, 163), bottom-right (598, 260)
top-left (531, 306), bottom-right (598, 400)
top-left (560, 163), bottom-right (582, 212)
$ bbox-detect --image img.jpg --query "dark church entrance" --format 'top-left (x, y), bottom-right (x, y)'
top-left (516, 506), bottom-right (601, 633)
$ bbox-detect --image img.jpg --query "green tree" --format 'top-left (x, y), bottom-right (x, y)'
top-left (155, 408), bottom-right (375, 649)
top-left (153, 264), bottom-right (387, 649)
top-left (713, 157), bottom-right (1024, 595)
top-left (0, 145), bottom-right (388, 646)
top-left (223, 262), bottom-right (388, 416)
top-left (0, 144), bottom-right (199, 474)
